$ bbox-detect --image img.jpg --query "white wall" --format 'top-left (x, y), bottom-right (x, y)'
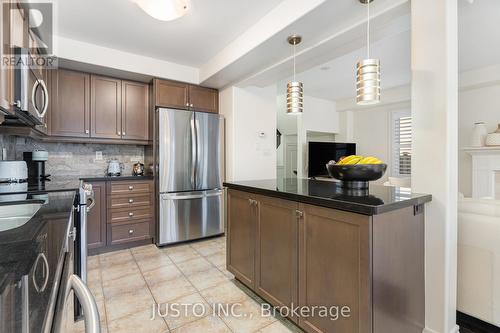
top-left (220, 85), bottom-right (277, 181)
top-left (54, 36), bottom-right (199, 83)
top-left (412, 1), bottom-right (459, 332)
top-left (458, 67), bottom-right (500, 197)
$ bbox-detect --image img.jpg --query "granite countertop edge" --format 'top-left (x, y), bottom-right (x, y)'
top-left (223, 181), bottom-right (432, 216)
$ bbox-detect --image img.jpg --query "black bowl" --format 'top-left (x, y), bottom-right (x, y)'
top-left (326, 163), bottom-right (387, 189)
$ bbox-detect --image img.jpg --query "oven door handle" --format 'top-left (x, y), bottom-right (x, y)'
top-left (86, 196), bottom-right (96, 212)
top-left (33, 252), bottom-right (49, 293)
top-left (66, 274), bottom-right (100, 333)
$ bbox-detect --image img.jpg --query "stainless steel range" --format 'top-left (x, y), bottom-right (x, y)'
top-left (157, 108), bottom-right (224, 245)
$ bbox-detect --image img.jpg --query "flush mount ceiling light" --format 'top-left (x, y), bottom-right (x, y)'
top-left (133, 0), bottom-right (190, 21)
top-left (287, 35), bottom-right (303, 115)
top-left (356, 0), bottom-right (380, 105)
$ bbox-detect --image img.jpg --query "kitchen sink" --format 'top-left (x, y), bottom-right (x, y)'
top-left (0, 203), bottom-right (42, 232)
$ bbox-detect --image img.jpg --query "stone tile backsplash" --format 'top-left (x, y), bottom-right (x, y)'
top-left (0, 134), bottom-right (145, 177)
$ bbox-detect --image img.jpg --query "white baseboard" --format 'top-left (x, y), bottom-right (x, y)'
top-left (423, 324), bottom-right (460, 333)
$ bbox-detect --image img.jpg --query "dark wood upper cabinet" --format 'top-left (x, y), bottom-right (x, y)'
top-left (91, 75), bottom-right (122, 139)
top-left (122, 80), bottom-right (149, 141)
top-left (155, 79), bottom-right (188, 110)
top-left (188, 85), bottom-right (218, 113)
top-left (87, 182), bottom-right (106, 250)
top-left (255, 195), bottom-right (298, 319)
top-left (227, 190), bottom-right (256, 289)
top-left (0, 2), bottom-right (12, 113)
top-left (50, 69), bottom-right (90, 137)
top-left (298, 204), bottom-right (372, 333)
top-left (154, 79), bottom-right (219, 113)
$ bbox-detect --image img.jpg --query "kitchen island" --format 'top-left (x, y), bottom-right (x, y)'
top-left (223, 178), bottom-right (432, 333)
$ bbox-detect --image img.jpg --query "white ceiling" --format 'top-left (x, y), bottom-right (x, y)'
top-left (459, 0), bottom-right (500, 71)
top-left (283, 29), bottom-right (411, 102)
top-left (53, 0), bottom-right (284, 67)
top-left (271, 0), bottom-right (500, 102)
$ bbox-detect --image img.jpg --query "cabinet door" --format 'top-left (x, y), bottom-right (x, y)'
top-left (154, 79), bottom-right (188, 109)
top-left (91, 75), bottom-right (122, 139)
top-left (51, 69), bottom-right (90, 137)
top-left (122, 80), bottom-right (149, 141)
top-left (0, 2), bottom-right (10, 112)
top-left (188, 85), bottom-right (218, 113)
top-left (227, 190), bottom-right (256, 289)
top-left (10, 2), bottom-right (27, 48)
top-left (298, 204), bottom-right (372, 333)
top-left (87, 182), bottom-right (106, 249)
top-left (255, 195), bottom-right (298, 316)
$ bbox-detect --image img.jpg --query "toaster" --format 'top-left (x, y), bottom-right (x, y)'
top-left (0, 161), bottom-right (28, 183)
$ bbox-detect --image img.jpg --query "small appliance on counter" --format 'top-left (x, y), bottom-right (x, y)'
top-left (132, 161), bottom-right (145, 176)
top-left (107, 159), bottom-right (123, 176)
top-left (0, 161), bottom-right (28, 201)
top-left (23, 150), bottom-right (50, 182)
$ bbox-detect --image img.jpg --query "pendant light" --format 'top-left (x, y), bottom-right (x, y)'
top-left (356, 0), bottom-right (380, 105)
top-left (287, 35), bottom-right (303, 115)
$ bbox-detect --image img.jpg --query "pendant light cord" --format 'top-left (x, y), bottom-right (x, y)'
top-left (293, 42), bottom-right (296, 81)
top-left (367, 0), bottom-right (370, 58)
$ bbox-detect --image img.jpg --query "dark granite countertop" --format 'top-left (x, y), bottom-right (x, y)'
top-left (0, 175), bottom-right (153, 196)
top-left (0, 191), bottom-right (75, 331)
top-left (223, 179), bottom-right (432, 215)
top-left (80, 175), bottom-right (153, 182)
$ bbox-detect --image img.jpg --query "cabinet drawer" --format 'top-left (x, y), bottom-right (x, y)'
top-left (108, 207), bottom-right (152, 224)
top-left (110, 221), bottom-right (150, 245)
top-left (109, 181), bottom-right (152, 195)
top-left (109, 194), bottom-right (153, 209)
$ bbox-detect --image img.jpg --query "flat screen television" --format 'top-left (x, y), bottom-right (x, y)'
top-left (308, 142), bottom-right (356, 178)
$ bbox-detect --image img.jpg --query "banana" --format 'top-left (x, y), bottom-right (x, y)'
top-left (359, 157), bottom-right (382, 165)
top-left (338, 155), bottom-right (363, 165)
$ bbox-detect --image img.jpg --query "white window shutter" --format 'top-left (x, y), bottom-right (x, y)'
top-left (392, 111), bottom-right (412, 176)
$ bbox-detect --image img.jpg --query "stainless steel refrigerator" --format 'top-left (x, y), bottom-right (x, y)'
top-left (158, 108), bottom-right (224, 245)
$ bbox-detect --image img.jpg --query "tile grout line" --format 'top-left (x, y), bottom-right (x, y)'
top-left (131, 247), bottom-right (173, 332)
top-left (159, 243), bottom-right (232, 332)
top-left (185, 242), bottom-right (236, 333)
top-left (95, 254), bottom-right (110, 333)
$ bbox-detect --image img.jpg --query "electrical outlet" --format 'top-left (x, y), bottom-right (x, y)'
top-left (95, 151), bottom-right (103, 161)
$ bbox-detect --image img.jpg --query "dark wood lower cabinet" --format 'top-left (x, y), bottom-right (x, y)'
top-left (87, 182), bottom-right (106, 249)
top-left (255, 195), bottom-right (298, 320)
top-left (226, 189), bottom-right (425, 333)
top-left (298, 204), bottom-right (372, 333)
top-left (227, 190), bottom-right (256, 288)
top-left (87, 179), bottom-right (154, 254)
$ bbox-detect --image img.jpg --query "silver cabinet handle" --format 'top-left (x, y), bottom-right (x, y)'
top-left (118, 131), bottom-right (121, 135)
top-left (31, 79), bottom-right (49, 118)
top-left (122, 132), bottom-right (126, 136)
top-left (66, 274), bottom-right (100, 333)
top-left (186, 103), bottom-right (189, 107)
top-left (128, 212), bottom-right (134, 217)
top-left (85, 130), bottom-right (89, 134)
top-left (128, 185), bottom-right (134, 190)
top-left (33, 253), bottom-right (49, 293)
top-left (129, 229), bottom-right (134, 234)
top-left (128, 198), bottom-right (134, 203)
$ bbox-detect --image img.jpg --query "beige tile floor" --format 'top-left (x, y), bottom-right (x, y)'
top-left (74, 236), bottom-right (303, 333)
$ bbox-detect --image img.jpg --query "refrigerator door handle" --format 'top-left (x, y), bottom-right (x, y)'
top-left (190, 118), bottom-right (197, 188)
top-left (161, 191), bottom-right (223, 201)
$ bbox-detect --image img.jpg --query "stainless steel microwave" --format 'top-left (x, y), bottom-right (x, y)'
top-left (13, 47), bottom-right (48, 126)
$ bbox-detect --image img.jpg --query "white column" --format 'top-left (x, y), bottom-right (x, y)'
top-left (411, 1), bottom-right (458, 333)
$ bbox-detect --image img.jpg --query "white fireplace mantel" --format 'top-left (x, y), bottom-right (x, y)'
top-left (464, 146), bottom-right (500, 198)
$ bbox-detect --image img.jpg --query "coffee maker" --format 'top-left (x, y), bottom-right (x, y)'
top-left (23, 150), bottom-right (50, 182)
